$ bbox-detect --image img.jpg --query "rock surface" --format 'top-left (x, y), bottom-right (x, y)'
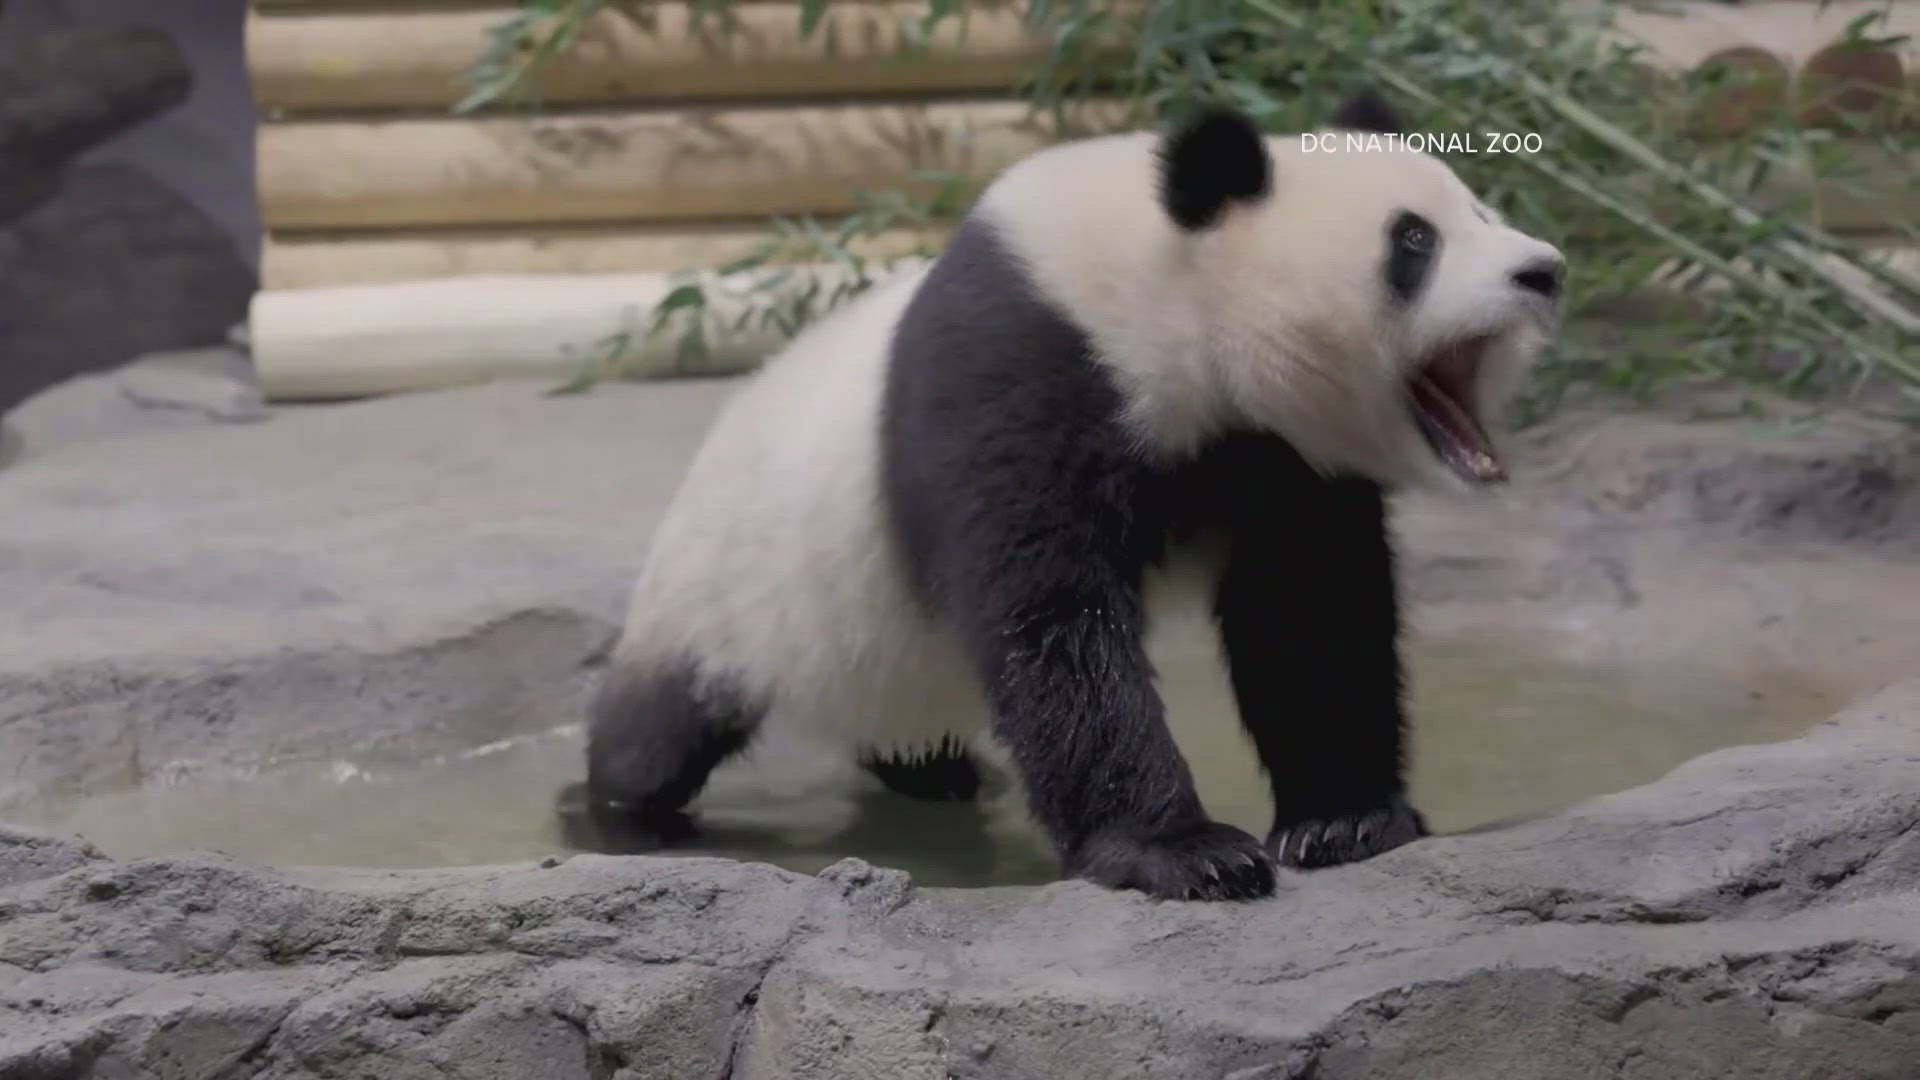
top-left (0, 165), bottom-right (256, 415)
top-left (0, 345), bottom-right (264, 466)
top-left (0, 17), bottom-right (253, 415)
top-left (0, 24), bottom-right (190, 182)
top-left (6, 379), bottom-right (1918, 812)
top-left (2, 379), bottom-right (1919, 1076)
top-left (2, 678), bottom-right (1917, 1079)
top-left (0, 381), bottom-right (731, 810)
top-left (0, 23), bottom-right (189, 229)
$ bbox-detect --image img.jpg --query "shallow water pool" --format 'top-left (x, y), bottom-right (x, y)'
top-left (13, 621), bottom-right (1838, 887)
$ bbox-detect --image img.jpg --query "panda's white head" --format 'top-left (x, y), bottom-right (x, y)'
top-left (981, 93), bottom-right (1565, 491)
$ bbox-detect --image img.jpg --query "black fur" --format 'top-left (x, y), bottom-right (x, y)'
top-left (862, 737), bottom-right (983, 802)
top-left (1385, 210), bottom-right (1440, 304)
top-left (1205, 442), bottom-right (1427, 865)
top-left (880, 217), bottom-right (1419, 901)
top-left (577, 660), bottom-right (761, 844)
top-left (1157, 106), bottom-right (1272, 231)
top-left (1330, 89), bottom-right (1408, 135)
top-left (1511, 256), bottom-right (1565, 300)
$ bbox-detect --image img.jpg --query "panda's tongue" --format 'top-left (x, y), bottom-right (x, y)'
top-left (1409, 361), bottom-right (1505, 484)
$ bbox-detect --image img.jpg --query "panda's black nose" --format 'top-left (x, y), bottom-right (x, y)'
top-left (1511, 257), bottom-right (1564, 300)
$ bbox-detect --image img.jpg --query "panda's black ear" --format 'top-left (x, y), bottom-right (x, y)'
top-left (1330, 89), bottom-right (1406, 135)
top-left (1157, 105), bottom-right (1271, 232)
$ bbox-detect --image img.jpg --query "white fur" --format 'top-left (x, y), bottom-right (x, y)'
top-left (981, 131), bottom-right (1564, 485)
top-left (610, 122), bottom-right (1562, 758)
top-left (611, 267), bottom-right (992, 753)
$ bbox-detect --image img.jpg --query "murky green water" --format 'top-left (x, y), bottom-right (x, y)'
top-left (14, 625), bottom-right (1838, 886)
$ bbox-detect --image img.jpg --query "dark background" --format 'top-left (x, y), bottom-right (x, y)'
top-left (0, 0), bottom-right (259, 414)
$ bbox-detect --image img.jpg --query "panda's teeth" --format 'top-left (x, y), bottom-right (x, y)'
top-left (1410, 370), bottom-right (1504, 484)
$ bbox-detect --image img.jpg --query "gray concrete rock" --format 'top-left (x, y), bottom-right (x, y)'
top-left (1511, 405), bottom-right (1920, 556)
top-left (0, 165), bottom-right (256, 415)
top-left (0, 380), bottom-right (729, 678)
top-left (114, 345), bottom-right (267, 423)
top-left (0, 15), bottom-right (257, 413)
top-left (0, 380), bottom-right (732, 809)
top-left (0, 21), bottom-right (187, 234)
top-left (2, 379), bottom-right (1918, 1076)
top-left (0, 345), bottom-right (263, 464)
top-left (2, 680), bottom-right (1916, 1079)
top-left (0, 826), bottom-right (99, 890)
top-left (5, 378), bottom-right (1916, 814)
top-left (0, 24), bottom-right (190, 183)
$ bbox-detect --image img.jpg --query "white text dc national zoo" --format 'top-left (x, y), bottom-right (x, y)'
top-left (1301, 131), bottom-right (1544, 154)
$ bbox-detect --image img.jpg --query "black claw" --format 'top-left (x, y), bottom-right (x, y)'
top-left (1073, 820), bottom-right (1278, 902)
top-left (1269, 797), bottom-right (1425, 870)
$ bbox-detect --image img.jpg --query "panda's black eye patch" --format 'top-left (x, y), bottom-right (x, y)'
top-left (1384, 210), bottom-right (1440, 303)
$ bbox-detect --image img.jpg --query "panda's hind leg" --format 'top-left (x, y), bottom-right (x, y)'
top-left (563, 658), bottom-right (763, 848)
top-left (861, 736), bottom-right (983, 802)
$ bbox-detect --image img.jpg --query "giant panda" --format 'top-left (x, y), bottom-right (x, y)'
top-left (573, 91), bottom-right (1565, 901)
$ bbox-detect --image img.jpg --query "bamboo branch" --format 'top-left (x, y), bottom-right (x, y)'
top-left (1425, 17), bottom-right (1920, 321)
top-left (1237, 0), bottom-right (1920, 389)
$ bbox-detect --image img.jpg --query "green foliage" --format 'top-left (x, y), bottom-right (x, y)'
top-left (459, 0), bottom-right (742, 114)
top-left (468, 0), bottom-right (1918, 423)
top-left (547, 172), bottom-right (974, 393)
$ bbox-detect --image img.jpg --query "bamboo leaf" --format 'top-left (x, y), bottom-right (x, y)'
top-left (798, 0), bottom-right (828, 39)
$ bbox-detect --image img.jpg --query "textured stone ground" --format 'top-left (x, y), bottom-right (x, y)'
top-left (0, 20), bottom-right (251, 414)
top-left (2, 373), bottom-right (1918, 1077)
top-left (2, 678), bottom-right (1916, 1079)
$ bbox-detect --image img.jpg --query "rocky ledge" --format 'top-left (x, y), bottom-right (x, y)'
top-left (2, 678), bottom-right (1918, 1079)
top-left (2, 376), bottom-right (1919, 1077)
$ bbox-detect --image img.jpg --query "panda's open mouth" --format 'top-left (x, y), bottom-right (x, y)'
top-left (1407, 334), bottom-right (1505, 485)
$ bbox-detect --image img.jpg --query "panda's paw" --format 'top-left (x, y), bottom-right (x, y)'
top-left (1073, 820), bottom-right (1277, 901)
top-left (556, 781), bottom-right (700, 852)
top-left (1268, 796), bottom-right (1426, 869)
top-left (862, 740), bottom-right (984, 802)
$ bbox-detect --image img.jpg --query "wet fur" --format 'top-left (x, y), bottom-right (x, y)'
top-left (580, 95), bottom-right (1559, 900)
top-left (877, 216), bottom-right (1422, 897)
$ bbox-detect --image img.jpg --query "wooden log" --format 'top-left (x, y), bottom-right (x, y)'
top-left (1798, 41), bottom-right (1908, 127)
top-left (1806, 148), bottom-right (1920, 234)
top-left (1611, 0), bottom-right (1920, 71)
top-left (248, 1), bottom-right (1919, 119)
top-left (256, 97), bottom-right (1127, 230)
top-left (247, 1), bottom-right (1044, 113)
top-left (1644, 237), bottom-right (1919, 312)
top-left (253, 237), bottom-right (1919, 403)
top-left (1688, 47), bottom-right (1794, 134)
top-left (1860, 238), bottom-right (1920, 278)
top-left (1610, 0), bottom-right (1919, 129)
top-left (260, 93), bottom-right (1908, 240)
top-left (1726, 137), bottom-right (1917, 234)
top-left (1620, 138), bottom-right (1918, 234)
top-left (260, 223), bottom-right (944, 289)
top-left (250, 1), bottom-right (486, 7)
top-left (249, 261), bottom-right (928, 400)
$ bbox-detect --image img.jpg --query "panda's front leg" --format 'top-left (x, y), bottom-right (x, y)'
top-left (1214, 476), bottom-right (1427, 869)
top-left (970, 573), bottom-right (1277, 901)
